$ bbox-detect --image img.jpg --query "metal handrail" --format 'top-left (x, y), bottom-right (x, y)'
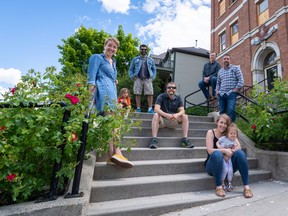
top-left (183, 76), bottom-right (287, 121)
top-left (65, 89), bottom-right (97, 198)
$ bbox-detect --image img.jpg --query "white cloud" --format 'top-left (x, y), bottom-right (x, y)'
top-left (100, 0), bottom-right (131, 14)
top-left (0, 68), bottom-right (22, 85)
top-left (0, 68), bottom-right (22, 98)
top-left (137, 0), bottom-right (211, 54)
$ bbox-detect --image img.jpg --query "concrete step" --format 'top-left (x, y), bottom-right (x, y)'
top-left (130, 113), bottom-right (214, 122)
top-left (94, 157), bottom-right (258, 180)
top-left (137, 119), bottom-right (215, 129)
top-left (121, 137), bottom-right (206, 148)
top-left (90, 169), bottom-right (272, 203)
top-left (128, 127), bottom-right (208, 137)
top-left (87, 180), bottom-right (284, 216)
top-left (97, 147), bottom-right (208, 162)
top-left (87, 190), bottom-right (231, 216)
top-left (96, 147), bottom-right (248, 162)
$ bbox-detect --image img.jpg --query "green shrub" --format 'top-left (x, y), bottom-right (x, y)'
top-left (236, 78), bottom-right (288, 150)
top-left (0, 68), bottom-right (136, 205)
top-left (186, 106), bottom-right (213, 116)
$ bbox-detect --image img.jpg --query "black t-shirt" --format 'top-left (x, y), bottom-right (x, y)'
top-left (155, 93), bottom-right (183, 114)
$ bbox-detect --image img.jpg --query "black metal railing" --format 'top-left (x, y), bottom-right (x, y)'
top-left (183, 76), bottom-right (287, 121)
top-left (64, 91), bottom-right (96, 199)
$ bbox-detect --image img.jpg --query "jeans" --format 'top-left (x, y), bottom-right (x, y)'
top-left (205, 149), bottom-right (249, 187)
top-left (198, 77), bottom-right (217, 99)
top-left (218, 92), bottom-right (237, 122)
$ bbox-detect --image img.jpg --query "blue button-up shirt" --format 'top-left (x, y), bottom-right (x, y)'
top-left (216, 64), bottom-right (244, 96)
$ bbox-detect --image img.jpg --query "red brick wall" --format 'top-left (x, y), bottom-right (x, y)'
top-left (211, 0), bottom-right (288, 85)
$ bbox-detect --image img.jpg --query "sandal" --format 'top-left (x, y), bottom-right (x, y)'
top-left (243, 188), bottom-right (253, 198)
top-left (216, 188), bottom-right (225, 197)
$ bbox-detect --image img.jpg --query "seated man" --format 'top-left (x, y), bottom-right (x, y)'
top-left (198, 51), bottom-right (221, 101)
top-left (149, 82), bottom-right (194, 149)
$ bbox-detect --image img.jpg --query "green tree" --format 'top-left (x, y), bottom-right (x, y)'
top-left (58, 25), bottom-right (140, 77)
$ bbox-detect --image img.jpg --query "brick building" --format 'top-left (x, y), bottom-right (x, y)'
top-left (211, 0), bottom-right (288, 91)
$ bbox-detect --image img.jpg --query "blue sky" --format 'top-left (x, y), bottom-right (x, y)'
top-left (0, 0), bottom-right (211, 97)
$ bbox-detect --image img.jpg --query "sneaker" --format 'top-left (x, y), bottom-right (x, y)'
top-left (149, 138), bottom-right (158, 149)
top-left (181, 137), bottom-right (194, 148)
top-left (110, 154), bottom-right (134, 168)
top-left (147, 109), bottom-right (154, 114)
top-left (136, 108), bottom-right (141, 113)
top-left (106, 158), bottom-right (116, 166)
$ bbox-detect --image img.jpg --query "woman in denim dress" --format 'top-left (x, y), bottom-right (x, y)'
top-left (87, 37), bottom-right (133, 168)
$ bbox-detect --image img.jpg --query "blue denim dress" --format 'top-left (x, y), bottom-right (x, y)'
top-left (87, 53), bottom-right (117, 113)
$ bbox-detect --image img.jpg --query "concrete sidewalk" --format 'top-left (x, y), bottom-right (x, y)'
top-left (160, 180), bottom-right (288, 216)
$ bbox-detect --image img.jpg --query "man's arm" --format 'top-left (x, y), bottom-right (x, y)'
top-left (154, 104), bottom-right (173, 120)
top-left (128, 58), bottom-right (136, 79)
top-left (150, 58), bottom-right (157, 80)
top-left (234, 66), bottom-right (244, 92)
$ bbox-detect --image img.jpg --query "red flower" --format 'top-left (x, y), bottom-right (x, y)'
top-left (76, 83), bottom-right (81, 87)
top-left (251, 124), bottom-right (256, 130)
top-left (0, 126), bottom-right (6, 130)
top-left (6, 174), bottom-right (16, 182)
top-left (71, 132), bottom-right (78, 141)
top-left (10, 87), bottom-right (16, 94)
top-left (65, 94), bottom-right (80, 105)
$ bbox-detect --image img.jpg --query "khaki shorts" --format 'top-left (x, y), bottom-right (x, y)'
top-left (133, 78), bottom-right (154, 95)
top-left (159, 117), bottom-right (180, 128)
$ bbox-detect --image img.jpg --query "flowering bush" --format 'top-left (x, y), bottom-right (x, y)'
top-left (0, 68), bottom-right (136, 205)
top-left (236, 79), bottom-right (288, 150)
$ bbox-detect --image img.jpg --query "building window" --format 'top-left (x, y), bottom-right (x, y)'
top-left (257, 0), bottom-right (269, 25)
top-left (231, 21), bottom-right (238, 44)
top-left (264, 52), bottom-right (277, 91)
top-left (220, 32), bottom-right (226, 51)
top-left (230, 0), bottom-right (237, 5)
top-left (219, 0), bottom-right (226, 16)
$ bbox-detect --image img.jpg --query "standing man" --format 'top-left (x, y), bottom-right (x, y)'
top-left (149, 82), bottom-right (194, 149)
top-left (198, 51), bottom-right (221, 101)
top-left (216, 54), bottom-right (244, 122)
top-left (129, 44), bottom-right (157, 113)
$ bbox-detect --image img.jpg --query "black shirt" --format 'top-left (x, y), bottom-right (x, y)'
top-left (155, 93), bottom-right (183, 114)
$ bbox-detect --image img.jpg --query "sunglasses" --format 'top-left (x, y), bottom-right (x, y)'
top-left (141, 49), bottom-right (147, 51)
top-left (167, 86), bottom-right (176, 89)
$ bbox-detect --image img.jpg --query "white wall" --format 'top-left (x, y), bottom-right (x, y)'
top-left (173, 52), bottom-right (209, 105)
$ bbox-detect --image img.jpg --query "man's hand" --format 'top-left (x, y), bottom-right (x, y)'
top-left (204, 77), bottom-right (210, 83)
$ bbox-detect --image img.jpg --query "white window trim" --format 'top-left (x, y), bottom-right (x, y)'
top-left (229, 16), bottom-right (239, 26)
top-left (218, 27), bottom-right (226, 36)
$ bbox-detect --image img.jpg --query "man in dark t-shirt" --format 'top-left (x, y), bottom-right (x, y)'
top-left (149, 82), bottom-right (194, 149)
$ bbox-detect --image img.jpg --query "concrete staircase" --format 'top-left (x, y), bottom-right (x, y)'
top-left (87, 113), bottom-right (272, 216)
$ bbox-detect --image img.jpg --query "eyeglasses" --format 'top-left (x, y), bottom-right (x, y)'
top-left (167, 86), bottom-right (176, 89)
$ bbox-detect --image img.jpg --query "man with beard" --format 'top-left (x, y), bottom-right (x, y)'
top-left (216, 54), bottom-right (244, 122)
top-left (149, 82), bottom-right (194, 149)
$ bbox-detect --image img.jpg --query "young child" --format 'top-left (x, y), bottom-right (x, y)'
top-left (118, 88), bottom-right (131, 118)
top-left (216, 123), bottom-right (239, 191)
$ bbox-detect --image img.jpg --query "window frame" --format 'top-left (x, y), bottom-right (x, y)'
top-left (219, 31), bottom-right (226, 52)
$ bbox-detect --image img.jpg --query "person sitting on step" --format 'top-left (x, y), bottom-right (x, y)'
top-left (149, 82), bottom-right (194, 149)
top-left (204, 114), bottom-right (253, 198)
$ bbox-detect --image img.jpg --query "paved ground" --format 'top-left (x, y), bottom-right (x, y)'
top-left (160, 180), bottom-right (288, 216)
